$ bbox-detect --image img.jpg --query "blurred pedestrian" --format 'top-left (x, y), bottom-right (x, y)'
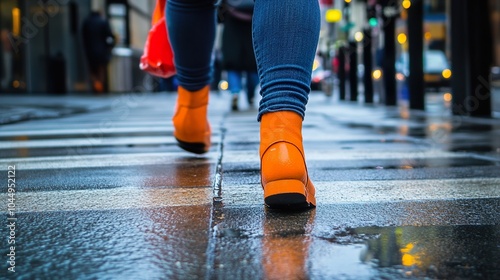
top-left (210, 48), bottom-right (223, 93)
top-left (82, 11), bottom-right (116, 93)
top-left (167, 0), bottom-right (319, 209)
top-left (219, 0), bottom-right (259, 111)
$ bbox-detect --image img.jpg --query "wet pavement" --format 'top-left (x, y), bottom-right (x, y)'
top-left (0, 95), bottom-right (111, 125)
top-left (0, 91), bottom-right (499, 279)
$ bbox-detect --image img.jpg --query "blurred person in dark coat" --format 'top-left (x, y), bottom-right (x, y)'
top-left (82, 11), bottom-right (116, 93)
top-left (220, 1), bottom-right (259, 111)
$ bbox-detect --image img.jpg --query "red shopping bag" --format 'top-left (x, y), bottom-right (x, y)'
top-left (139, 0), bottom-right (176, 78)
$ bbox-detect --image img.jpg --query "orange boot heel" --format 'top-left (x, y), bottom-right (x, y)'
top-left (173, 85), bottom-right (211, 154)
top-left (260, 111), bottom-right (316, 209)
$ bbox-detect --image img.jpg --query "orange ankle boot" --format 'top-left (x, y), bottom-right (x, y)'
top-left (172, 85), bottom-right (211, 154)
top-left (260, 111), bottom-right (316, 209)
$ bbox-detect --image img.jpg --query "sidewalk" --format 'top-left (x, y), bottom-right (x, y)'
top-left (0, 94), bottom-right (113, 125)
top-left (0, 91), bottom-right (499, 279)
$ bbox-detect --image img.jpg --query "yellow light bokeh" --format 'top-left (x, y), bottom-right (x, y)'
top-left (442, 69), bottom-right (452, 79)
top-left (397, 33), bottom-right (407, 44)
top-left (219, 80), bottom-right (228, 91)
top-left (372, 69), bottom-right (382, 80)
top-left (400, 243), bottom-right (414, 253)
top-left (443, 93), bottom-right (452, 102)
top-left (424, 31), bottom-right (432, 41)
top-left (400, 243), bottom-right (422, 267)
top-left (325, 9), bottom-right (342, 23)
top-left (402, 254), bottom-right (419, 266)
top-left (345, 0), bottom-right (352, 3)
top-left (402, 0), bottom-right (412, 9)
top-left (12, 8), bottom-right (21, 36)
top-left (354, 31), bottom-right (364, 42)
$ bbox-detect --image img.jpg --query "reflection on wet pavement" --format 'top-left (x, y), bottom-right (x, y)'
top-left (1, 92), bottom-right (498, 279)
top-left (141, 157), bottom-right (213, 188)
top-left (210, 205), bottom-right (500, 279)
top-left (262, 210), bottom-right (315, 280)
top-left (356, 225), bottom-right (500, 279)
top-left (10, 206), bottom-right (212, 279)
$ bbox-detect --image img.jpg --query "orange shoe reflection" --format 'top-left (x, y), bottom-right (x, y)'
top-left (141, 157), bottom-right (213, 189)
top-left (262, 209), bottom-right (316, 280)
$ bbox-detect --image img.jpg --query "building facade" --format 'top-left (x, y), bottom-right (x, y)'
top-left (0, 0), bottom-right (155, 94)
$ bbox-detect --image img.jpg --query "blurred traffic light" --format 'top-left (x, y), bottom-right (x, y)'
top-left (367, 5), bottom-right (378, 27)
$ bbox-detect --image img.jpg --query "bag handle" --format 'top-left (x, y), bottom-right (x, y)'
top-left (152, 0), bottom-right (166, 25)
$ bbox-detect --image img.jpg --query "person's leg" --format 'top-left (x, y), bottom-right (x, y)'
top-left (88, 62), bottom-right (103, 93)
top-left (253, 0), bottom-right (319, 119)
top-left (227, 70), bottom-right (242, 111)
top-left (167, 0), bottom-right (215, 91)
top-left (227, 70), bottom-right (243, 95)
top-left (98, 64), bottom-right (108, 92)
top-left (253, 0), bottom-right (320, 208)
top-left (166, 0), bottom-right (216, 154)
top-left (245, 71), bottom-right (259, 107)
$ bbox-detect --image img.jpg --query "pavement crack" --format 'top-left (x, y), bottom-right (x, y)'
top-left (212, 125), bottom-right (226, 201)
top-left (204, 114), bottom-right (228, 280)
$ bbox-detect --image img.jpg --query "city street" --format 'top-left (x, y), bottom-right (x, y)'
top-left (1, 91), bottom-right (499, 279)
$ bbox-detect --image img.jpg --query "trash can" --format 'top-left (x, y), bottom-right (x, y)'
top-left (109, 47), bottom-right (156, 92)
top-left (108, 47), bottom-right (134, 92)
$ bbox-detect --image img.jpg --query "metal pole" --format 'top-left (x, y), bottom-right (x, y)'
top-left (450, 0), bottom-right (468, 116)
top-left (382, 7), bottom-right (396, 106)
top-left (363, 27), bottom-right (374, 103)
top-left (451, 0), bottom-right (492, 117)
top-left (338, 45), bottom-right (346, 100)
top-left (349, 40), bottom-right (358, 101)
top-left (408, 0), bottom-right (424, 110)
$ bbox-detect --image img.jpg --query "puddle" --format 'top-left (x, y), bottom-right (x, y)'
top-left (311, 225), bottom-right (500, 279)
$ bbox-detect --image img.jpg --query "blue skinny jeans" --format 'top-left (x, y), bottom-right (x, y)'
top-left (227, 70), bottom-right (259, 103)
top-left (166, 0), bottom-right (320, 120)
